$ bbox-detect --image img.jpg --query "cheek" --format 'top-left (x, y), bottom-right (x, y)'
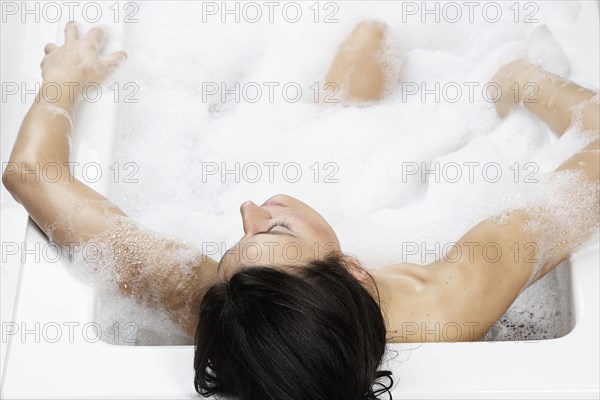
top-left (303, 217), bottom-right (337, 243)
top-left (286, 210), bottom-right (337, 243)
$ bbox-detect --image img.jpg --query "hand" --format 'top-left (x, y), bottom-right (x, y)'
top-left (41, 22), bottom-right (126, 88)
top-left (491, 58), bottom-right (540, 118)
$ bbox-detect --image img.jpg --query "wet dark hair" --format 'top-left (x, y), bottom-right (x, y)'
top-left (194, 252), bottom-right (393, 400)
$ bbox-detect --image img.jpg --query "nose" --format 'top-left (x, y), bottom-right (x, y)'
top-left (240, 200), bottom-right (271, 235)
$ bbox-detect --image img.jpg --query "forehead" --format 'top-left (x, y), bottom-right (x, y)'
top-left (218, 236), bottom-right (311, 273)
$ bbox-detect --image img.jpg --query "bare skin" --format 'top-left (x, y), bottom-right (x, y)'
top-left (324, 20), bottom-right (389, 102)
top-left (3, 22), bottom-right (599, 342)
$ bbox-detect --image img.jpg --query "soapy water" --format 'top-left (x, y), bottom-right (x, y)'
top-left (484, 259), bottom-right (574, 342)
top-left (64, 1), bottom-right (598, 345)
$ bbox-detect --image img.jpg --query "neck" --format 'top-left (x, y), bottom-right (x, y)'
top-left (366, 263), bottom-right (432, 340)
top-left (368, 267), bottom-right (398, 326)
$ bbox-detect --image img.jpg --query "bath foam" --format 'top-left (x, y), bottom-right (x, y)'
top-left (70, 2), bottom-right (600, 343)
top-left (45, 104), bottom-right (74, 130)
top-left (486, 170), bottom-right (600, 288)
top-left (569, 93), bottom-right (600, 135)
top-left (526, 25), bottom-right (570, 76)
top-left (94, 291), bottom-right (192, 346)
top-left (483, 260), bottom-right (574, 341)
top-left (66, 214), bottom-right (207, 345)
top-left (368, 21), bottom-right (407, 101)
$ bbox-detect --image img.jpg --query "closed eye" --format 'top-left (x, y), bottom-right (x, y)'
top-left (268, 222), bottom-right (292, 233)
top-left (254, 222), bottom-right (295, 237)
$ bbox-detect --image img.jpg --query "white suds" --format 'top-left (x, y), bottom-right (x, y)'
top-left (66, 2), bottom-right (598, 344)
top-left (46, 104), bottom-right (73, 130)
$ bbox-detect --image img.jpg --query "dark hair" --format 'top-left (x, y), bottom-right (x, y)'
top-left (194, 252), bottom-right (393, 400)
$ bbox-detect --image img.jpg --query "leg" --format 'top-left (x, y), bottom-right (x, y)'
top-left (325, 20), bottom-right (390, 103)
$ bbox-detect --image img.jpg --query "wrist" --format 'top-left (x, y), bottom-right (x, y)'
top-left (38, 80), bottom-right (82, 109)
top-left (515, 62), bottom-right (542, 98)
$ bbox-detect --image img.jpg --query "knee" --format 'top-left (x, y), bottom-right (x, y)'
top-left (348, 20), bottom-right (387, 45)
top-left (325, 20), bottom-right (391, 102)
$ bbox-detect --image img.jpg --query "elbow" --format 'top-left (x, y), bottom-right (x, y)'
top-left (2, 162), bottom-right (20, 194)
top-left (582, 99), bottom-right (600, 133)
top-left (2, 159), bottom-right (37, 203)
top-left (2, 163), bottom-right (22, 203)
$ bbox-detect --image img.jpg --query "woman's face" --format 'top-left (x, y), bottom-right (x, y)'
top-left (218, 194), bottom-right (340, 279)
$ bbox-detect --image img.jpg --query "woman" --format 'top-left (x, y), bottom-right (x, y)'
top-left (3, 21), bottom-right (598, 400)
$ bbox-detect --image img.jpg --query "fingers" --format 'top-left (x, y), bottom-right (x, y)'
top-left (44, 43), bottom-right (58, 54)
top-left (103, 50), bottom-right (128, 73)
top-left (65, 22), bottom-right (107, 52)
top-left (59, 21), bottom-right (127, 78)
top-left (64, 21), bottom-right (79, 43)
top-left (84, 27), bottom-right (107, 51)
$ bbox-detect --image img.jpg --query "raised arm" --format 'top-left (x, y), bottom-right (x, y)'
top-left (2, 22), bottom-right (218, 336)
top-left (391, 60), bottom-right (599, 342)
top-left (2, 22), bottom-right (128, 244)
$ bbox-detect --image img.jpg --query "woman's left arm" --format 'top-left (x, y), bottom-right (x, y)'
top-left (424, 64), bottom-right (599, 341)
top-left (388, 62), bottom-right (599, 343)
top-left (2, 23), bottom-right (218, 337)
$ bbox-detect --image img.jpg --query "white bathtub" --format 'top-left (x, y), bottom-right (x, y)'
top-left (1, 1), bottom-right (598, 398)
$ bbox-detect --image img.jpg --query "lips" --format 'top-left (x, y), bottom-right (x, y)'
top-left (260, 200), bottom-right (287, 207)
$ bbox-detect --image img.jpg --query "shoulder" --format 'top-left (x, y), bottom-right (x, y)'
top-left (382, 213), bottom-right (537, 343)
